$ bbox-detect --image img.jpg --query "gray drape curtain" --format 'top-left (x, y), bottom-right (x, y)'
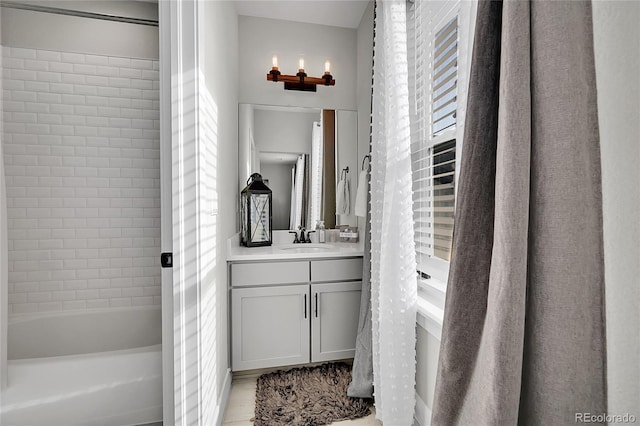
top-left (347, 195), bottom-right (373, 398)
top-left (348, 1), bottom-right (376, 401)
top-left (432, 1), bottom-right (607, 425)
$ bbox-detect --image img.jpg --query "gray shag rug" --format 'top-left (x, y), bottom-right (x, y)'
top-left (253, 362), bottom-right (373, 426)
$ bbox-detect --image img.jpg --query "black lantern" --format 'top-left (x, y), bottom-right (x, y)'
top-left (240, 173), bottom-right (272, 247)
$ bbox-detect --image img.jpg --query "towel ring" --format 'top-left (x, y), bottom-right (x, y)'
top-left (361, 154), bottom-right (371, 170)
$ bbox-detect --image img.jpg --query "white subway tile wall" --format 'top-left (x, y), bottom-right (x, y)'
top-left (2, 47), bottom-right (161, 315)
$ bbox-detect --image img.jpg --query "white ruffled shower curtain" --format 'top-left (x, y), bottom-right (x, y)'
top-left (290, 155), bottom-right (305, 230)
top-left (309, 121), bottom-right (323, 228)
top-left (369, 0), bottom-right (418, 424)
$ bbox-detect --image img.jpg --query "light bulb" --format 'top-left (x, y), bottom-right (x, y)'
top-left (325, 60), bottom-right (331, 73)
top-left (272, 55), bottom-right (278, 68)
top-left (299, 58), bottom-right (305, 70)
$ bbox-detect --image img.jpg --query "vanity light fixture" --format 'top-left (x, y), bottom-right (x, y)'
top-left (267, 55), bottom-right (335, 92)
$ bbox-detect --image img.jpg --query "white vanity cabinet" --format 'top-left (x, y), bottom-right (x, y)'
top-left (230, 257), bottom-right (363, 371)
top-left (231, 285), bottom-right (310, 371)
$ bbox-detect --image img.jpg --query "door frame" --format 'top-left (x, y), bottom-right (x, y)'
top-left (160, 0), bottom-right (204, 424)
top-left (158, 0), bottom-right (173, 424)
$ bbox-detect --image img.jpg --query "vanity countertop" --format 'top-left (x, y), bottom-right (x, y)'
top-left (227, 233), bottom-right (364, 261)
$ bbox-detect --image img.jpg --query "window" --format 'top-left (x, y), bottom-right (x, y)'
top-left (408, 1), bottom-right (476, 309)
top-left (432, 16), bottom-right (458, 137)
top-left (430, 139), bottom-right (456, 261)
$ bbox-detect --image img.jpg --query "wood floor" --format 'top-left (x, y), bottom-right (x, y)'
top-left (221, 376), bottom-right (382, 426)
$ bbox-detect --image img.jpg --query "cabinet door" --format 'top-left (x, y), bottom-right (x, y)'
top-left (232, 286), bottom-right (310, 371)
top-left (311, 282), bottom-right (362, 362)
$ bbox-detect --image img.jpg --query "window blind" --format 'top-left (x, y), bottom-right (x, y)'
top-left (432, 17), bottom-right (458, 136)
top-left (431, 139), bottom-right (455, 260)
top-left (409, 2), bottom-right (460, 274)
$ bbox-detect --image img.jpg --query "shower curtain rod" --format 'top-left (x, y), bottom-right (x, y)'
top-left (0, 1), bottom-right (159, 27)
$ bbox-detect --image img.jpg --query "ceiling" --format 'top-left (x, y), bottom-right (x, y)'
top-left (235, 0), bottom-right (370, 29)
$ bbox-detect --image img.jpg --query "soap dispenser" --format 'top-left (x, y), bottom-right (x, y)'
top-left (316, 220), bottom-right (326, 243)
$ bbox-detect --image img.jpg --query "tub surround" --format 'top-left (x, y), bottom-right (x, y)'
top-left (8, 305), bottom-right (161, 360)
top-left (2, 46), bottom-right (161, 315)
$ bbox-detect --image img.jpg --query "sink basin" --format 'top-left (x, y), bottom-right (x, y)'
top-left (276, 244), bottom-right (334, 252)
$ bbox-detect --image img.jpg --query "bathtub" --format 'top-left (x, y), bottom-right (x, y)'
top-left (1, 306), bottom-right (162, 426)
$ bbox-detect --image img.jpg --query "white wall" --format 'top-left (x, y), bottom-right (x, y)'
top-left (415, 326), bottom-right (439, 424)
top-left (238, 15), bottom-right (360, 233)
top-left (201, 1), bottom-right (239, 423)
top-left (592, 1), bottom-right (640, 418)
top-left (165, 1), bottom-right (238, 423)
top-left (0, 2), bottom-right (7, 391)
top-left (356, 1), bottom-right (373, 232)
top-left (1, 2), bottom-right (158, 60)
top-left (2, 46), bottom-right (160, 315)
top-left (239, 15), bottom-right (357, 111)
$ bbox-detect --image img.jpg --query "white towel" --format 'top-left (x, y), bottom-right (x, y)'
top-left (336, 178), bottom-right (350, 215)
top-left (355, 170), bottom-right (368, 217)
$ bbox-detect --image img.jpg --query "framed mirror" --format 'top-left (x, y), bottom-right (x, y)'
top-left (239, 104), bottom-right (358, 231)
